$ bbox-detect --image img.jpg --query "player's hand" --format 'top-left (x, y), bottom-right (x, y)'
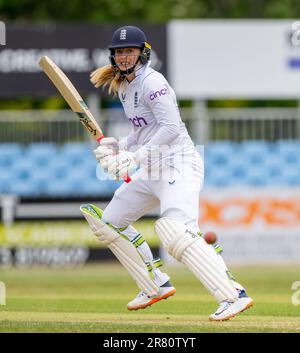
top-left (94, 137), bottom-right (119, 168)
top-left (107, 151), bottom-right (137, 180)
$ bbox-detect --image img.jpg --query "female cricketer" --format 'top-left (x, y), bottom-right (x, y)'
top-left (80, 26), bottom-right (253, 321)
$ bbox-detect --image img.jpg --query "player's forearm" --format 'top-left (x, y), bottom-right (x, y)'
top-left (119, 131), bottom-right (138, 151)
top-left (146, 123), bottom-right (179, 146)
top-left (134, 123), bottom-right (180, 163)
top-left (147, 95), bottom-right (181, 147)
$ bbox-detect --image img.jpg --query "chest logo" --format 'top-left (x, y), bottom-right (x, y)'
top-left (129, 116), bottom-right (148, 127)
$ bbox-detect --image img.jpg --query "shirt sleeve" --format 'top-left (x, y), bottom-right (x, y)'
top-left (119, 131), bottom-right (138, 151)
top-left (142, 74), bottom-right (181, 147)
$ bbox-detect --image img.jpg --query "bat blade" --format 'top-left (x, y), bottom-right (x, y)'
top-left (39, 55), bottom-right (104, 143)
top-left (38, 55), bottom-right (131, 183)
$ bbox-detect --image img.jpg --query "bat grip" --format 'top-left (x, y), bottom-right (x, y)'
top-left (123, 174), bottom-right (132, 183)
top-left (97, 135), bottom-right (131, 183)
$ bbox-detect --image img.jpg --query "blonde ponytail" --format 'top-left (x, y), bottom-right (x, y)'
top-left (90, 65), bottom-right (124, 96)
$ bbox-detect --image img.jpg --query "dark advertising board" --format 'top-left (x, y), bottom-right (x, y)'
top-left (0, 23), bottom-right (167, 97)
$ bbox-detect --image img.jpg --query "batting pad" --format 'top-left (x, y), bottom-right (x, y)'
top-left (155, 217), bottom-right (238, 303)
top-left (80, 204), bottom-right (159, 296)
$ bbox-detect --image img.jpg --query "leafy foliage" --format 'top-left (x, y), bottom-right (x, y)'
top-left (1, 0), bottom-right (300, 22)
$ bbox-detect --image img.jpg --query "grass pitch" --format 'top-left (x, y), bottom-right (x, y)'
top-left (0, 263), bottom-right (300, 333)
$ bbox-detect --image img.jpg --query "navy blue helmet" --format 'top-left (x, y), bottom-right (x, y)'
top-left (109, 26), bottom-right (151, 75)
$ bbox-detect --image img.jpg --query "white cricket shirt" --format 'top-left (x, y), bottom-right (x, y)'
top-left (118, 63), bottom-right (194, 161)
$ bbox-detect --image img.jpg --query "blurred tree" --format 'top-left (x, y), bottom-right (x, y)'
top-left (1, 0), bottom-right (300, 21)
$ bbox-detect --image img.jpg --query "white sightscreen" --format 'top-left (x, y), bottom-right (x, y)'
top-left (168, 20), bottom-right (300, 99)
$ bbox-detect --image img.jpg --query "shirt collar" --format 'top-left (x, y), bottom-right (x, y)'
top-left (127, 62), bottom-right (150, 86)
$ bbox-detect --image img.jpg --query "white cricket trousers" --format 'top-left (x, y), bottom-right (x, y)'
top-left (102, 150), bottom-right (204, 232)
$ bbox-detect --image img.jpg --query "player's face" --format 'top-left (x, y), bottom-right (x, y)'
top-left (114, 47), bottom-right (141, 71)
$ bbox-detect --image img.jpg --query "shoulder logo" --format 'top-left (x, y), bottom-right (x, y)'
top-left (149, 86), bottom-right (169, 101)
top-left (121, 92), bottom-right (126, 102)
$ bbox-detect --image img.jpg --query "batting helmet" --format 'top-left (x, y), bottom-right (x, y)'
top-left (109, 26), bottom-right (151, 74)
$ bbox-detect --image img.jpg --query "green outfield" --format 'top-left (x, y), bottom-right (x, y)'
top-left (0, 264), bottom-right (300, 333)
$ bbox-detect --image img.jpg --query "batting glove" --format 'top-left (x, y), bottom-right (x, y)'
top-left (107, 151), bottom-right (138, 180)
top-left (94, 137), bottom-right (119, 169)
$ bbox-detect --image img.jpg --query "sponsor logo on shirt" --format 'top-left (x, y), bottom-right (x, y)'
top-left (121, 92), bottom-right (126, 102)
top-left (150, 87), bottom-right (168, 101)
top-left (129, 116), bottom-right (148, 127)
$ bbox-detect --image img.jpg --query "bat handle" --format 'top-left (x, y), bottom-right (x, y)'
top-left (123, 174), bottom-right (132, 183)
top-left (97, 135), bottom-right (131, 183)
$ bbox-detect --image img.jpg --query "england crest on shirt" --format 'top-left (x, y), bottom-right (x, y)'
top-left (134, 92), bottom-right (139, 108)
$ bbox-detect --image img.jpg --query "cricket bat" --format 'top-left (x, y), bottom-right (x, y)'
top-left (38, 55), bottom-right (131, 183)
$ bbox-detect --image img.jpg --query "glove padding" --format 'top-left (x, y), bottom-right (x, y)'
top-left (107, 151), bottom-right (137, 180)
top-left (94, 137), bottom-right (119, 169)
